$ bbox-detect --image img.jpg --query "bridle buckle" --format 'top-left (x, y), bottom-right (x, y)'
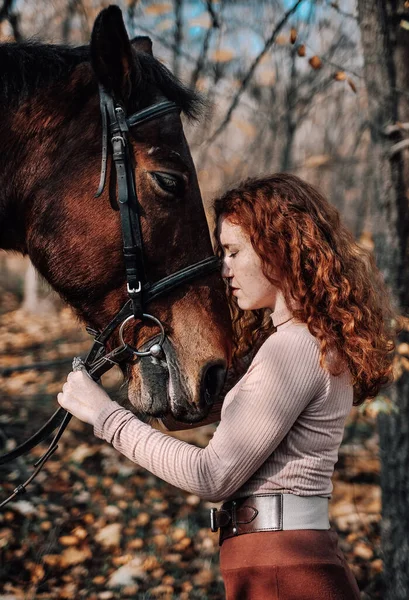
top-left (127, 281), bottom-right (142, 294)
top-left (111, 134), bottom-right (126, 147)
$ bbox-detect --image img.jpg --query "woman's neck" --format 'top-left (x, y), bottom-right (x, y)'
top-left (270, 292), bottom-right (295, 328)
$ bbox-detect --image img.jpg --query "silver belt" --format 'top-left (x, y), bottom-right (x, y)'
top-left (210, 494), bottom-right (330, 543)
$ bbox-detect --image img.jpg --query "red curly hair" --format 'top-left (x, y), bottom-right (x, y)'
top-left (213, 173), bottom-right (395, 405)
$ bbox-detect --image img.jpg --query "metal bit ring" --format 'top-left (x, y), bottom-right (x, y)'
top-left (119, 314), bottom-right (165, 357)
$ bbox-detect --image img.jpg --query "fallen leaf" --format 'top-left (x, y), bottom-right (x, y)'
top-left (107, 557), bottom-right (148, 587)
top-left (95, 523), bottom-right (122, 548)
top-left (171, 528), bottom-right (186, 542)
top-left (59, 535), bottom-right (79, 546)
top-left (42, 554), bottom-right (61, 567)
top-left (70, 444), bottom-right (96, 464)
top-left (60, 546), bottom-right (92, 567)
top-left (354, 541), bottom-right (374, 560)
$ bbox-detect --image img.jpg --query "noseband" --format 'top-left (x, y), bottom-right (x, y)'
top-left (0, 87), bottom-right (220, 507)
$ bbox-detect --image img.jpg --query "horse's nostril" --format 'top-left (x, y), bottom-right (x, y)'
top-left (201, 361), bottom-right (227, 407)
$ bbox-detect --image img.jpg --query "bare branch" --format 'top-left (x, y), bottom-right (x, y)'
top-left (205, 0), bottom-right (305, 145)
top-left (329, 2), bottom-right (357, 20)
top-left (173, 0), bottom-right (183, 79)
top-left (385, 122), bottom-right (409, 135)
top-left (389, 138), bottom-right (409, 157)
top-left (62, 0), bottom-right (80, 44)
top-left (0, 0), bottom-right (21, 41)
top-left (206, 0), bottom-right (219, 28)
top-left (0, 0), bottom-right (13, 22)
top-left (190, 0), bottom-right (220, 89)
top-left (127, 0), bottom-right (140, 23)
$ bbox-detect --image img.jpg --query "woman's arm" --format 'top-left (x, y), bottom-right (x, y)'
top-left (91, 331), bottom-right (325, 502)
top-left (158, 400), bottom-right (222, 431)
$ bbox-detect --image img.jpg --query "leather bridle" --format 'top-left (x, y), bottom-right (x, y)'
top-left (0, 85), bottom-right (220, 508)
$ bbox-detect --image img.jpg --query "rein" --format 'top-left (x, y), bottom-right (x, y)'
top-left (0, 86), bottom-right (220, 508)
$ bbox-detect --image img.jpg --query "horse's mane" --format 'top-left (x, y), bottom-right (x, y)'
top-left (0, 40), bottom-right (202, 117)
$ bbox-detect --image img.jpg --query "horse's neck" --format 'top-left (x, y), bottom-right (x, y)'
top-left (0, 133), bottom-right (28, 253)
top-left (0, 92), bottom-right (98, 255)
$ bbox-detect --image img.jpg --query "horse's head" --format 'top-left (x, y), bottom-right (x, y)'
top-left (1, 6), bottom-right (232, 422)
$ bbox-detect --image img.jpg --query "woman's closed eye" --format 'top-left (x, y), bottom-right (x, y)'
top-left (228, 251), bottom-right (238, 258)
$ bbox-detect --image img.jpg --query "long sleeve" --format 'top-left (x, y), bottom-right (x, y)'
top-left (94, 329), bottom-right (325, 502)
top-left (157, 398), bottom-right (222, 431)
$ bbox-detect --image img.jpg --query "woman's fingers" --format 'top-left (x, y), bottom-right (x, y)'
top-left (57, 370), bottom-right (114, 426)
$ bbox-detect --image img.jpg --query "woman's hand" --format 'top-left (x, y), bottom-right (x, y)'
top-left (57, 370), bottom-right (114, 427)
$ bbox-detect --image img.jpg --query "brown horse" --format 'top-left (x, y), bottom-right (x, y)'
top-left (0, 6), bottom-right (232, 423)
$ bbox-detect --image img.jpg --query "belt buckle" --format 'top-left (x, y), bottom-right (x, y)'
top-left (210, 508), bottom-right (218, 532)
top-left (231, 500), bottom-right (238, 536)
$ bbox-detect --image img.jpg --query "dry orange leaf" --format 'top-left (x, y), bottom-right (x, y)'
top-left (334, 71), bottom-right (347, 81)
top-left (43, 554), bottom-right (61, 567)
top-left (156, 18), bottom-right (173, 32)
top-left (171, 527), bottom-right (187, 542)
top-left (173, 537), bottom-right (192, 551)
top-left (347, 77), bottom-right (357, 93)
top-left (30, 564), bottom-right (45, 583)
top-left (142, 555), bottom-right (160, 571)
top-left (371, 558), bottom-right (383, 573)
top-left (189, 13), bottom-right (212, 28)
top-left (290, 28), bottom-right (297, 44)
top-left (354, 541), bottom-right (374, 560)
top-left (303, 154), bottom-right (331, 168)
top-left (309, 56), bottom-right (322, 70)
top-left (211, 48), bottom-right (235, 63)
top-left (145, 3), bottom-right (172, 16)
top-left (297, 44), bottom-right (306, 57)
top-left (275, 34), bottom-right (288, 45)
top-left (72, 526), bottom-right (87, 541)
top-left (59, 535), bottom-right (79, 546)
top-left (60, 546), bottom-right (92, 567)
top-left (358, 230), bottom-right (374, 251)
top-left (233, 118), bottom-right (257, 138)
top-left (95, 523), bottom-right (121, 548)
top-left (135, 512), bottom-right (150, 526)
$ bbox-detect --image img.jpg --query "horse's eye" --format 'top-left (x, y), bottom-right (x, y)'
top-left (151, 172), bottom-right (185, 196)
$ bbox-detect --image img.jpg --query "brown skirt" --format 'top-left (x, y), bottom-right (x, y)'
top-left (219, 529), bottom-right (360, 600)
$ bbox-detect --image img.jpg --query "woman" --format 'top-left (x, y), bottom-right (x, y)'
top-left (58, 173), bottom-right (394, 599)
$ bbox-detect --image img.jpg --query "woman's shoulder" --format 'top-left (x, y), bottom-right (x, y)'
top-left (259, 320), bottom-right (320, 358)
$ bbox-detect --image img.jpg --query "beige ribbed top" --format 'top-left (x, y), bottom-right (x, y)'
top-left (94, 307), bottom-right (353, 503)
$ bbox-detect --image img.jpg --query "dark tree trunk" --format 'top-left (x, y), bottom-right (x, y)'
top-left (357, 1), bottom-right (409, 598)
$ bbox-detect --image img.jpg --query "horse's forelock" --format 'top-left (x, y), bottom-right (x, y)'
top-left (0, 41), bottom-right (203, 120)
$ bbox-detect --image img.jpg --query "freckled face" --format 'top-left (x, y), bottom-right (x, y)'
top-left (218, 216), bottom-right (278, 311)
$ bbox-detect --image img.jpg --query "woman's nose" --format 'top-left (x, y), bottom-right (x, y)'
top-left (221, 259), bottom-right (232, 279)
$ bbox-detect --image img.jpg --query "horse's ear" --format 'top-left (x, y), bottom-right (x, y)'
top-left (90, 5), bottom-right (138, 101)
top-left (131, 36), bottom-right (153, 56)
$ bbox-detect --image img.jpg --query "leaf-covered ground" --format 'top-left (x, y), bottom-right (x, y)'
top-left (0, 303), bottom-right (383, 599)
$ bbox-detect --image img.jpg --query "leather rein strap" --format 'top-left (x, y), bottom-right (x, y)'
top-left (0, 87), bottom-right (220, 508)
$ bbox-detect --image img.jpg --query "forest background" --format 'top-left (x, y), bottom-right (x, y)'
top-left (0, 1), bottom-right (406, 599)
